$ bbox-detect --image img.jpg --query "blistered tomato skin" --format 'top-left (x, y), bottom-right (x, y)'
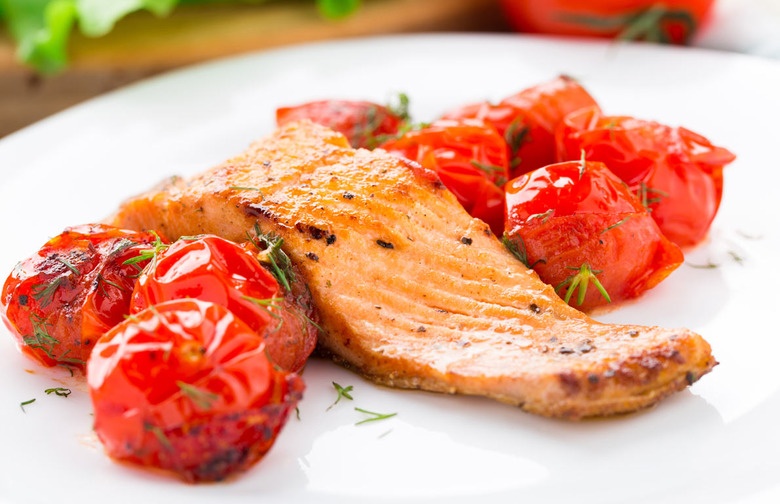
top-left (0, 224), bottom-right (164, 369)
top-left (505, 160), bottom-right (684, 311)
top-left (276, 99), bottom-right (406, 149)
top-left (442, 75), bottom-right (599, 177)
top-left (89, 299), bottom-right (304, 483)
top-left (379, 119), bottom-right (510, 235)
top-left (130, 235), bottom-right (318, 373)
top-left (557, 106), bottom-right (736, 246)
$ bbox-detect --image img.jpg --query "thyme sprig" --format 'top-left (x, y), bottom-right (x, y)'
top-left (470, 161), bottom-right (508, 186)
top-left (177, 381), bottom-right (219, 410)
top-left (23, 313), bottom-right (59, 360)
top-left (122, 231), bottom-right (168, 268)
top-left (54, 257), bottom-right (80, 276)
top-left (45, 387), bottom-right (71, 397)
top-left (97, 274), bottom-right (127, 298)
top-left (502, 233), bottom-right (544, 269)
top-left (242, 296), bottom-right (285, 332)
top-left (354, 407), bottom-right (397, 425)
top-left (247, 223), bottom-right (294, 292)
top-left (31, 277), bottom-right (63, 308)
top-left (555, 263), bottom-right (611, 306)
top-left (327, 382), bottom-right (354, 410)
top-left (601, 216), bottom-right (631, 234)
top-left (636, 182), bottom-right (668, 211)
top-left (505, 119), bottom-right (529, 166)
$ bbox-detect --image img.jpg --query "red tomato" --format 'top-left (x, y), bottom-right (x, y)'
top-left (1, 224), bottom-right (164, 369)
top-left (130, 235), bottom-right (318, 373)
top-left (442, 76), bottom-right (599, 177)
top-left (276, 98), bottom-right (408, 148)
top-left (505, 159), bottom-right (683, 311)
top-left (379, 119), bottom-right (509, 235)
top-left (500, 0), bottom-right (715, 44)
top-left (557, 106), bottom-right (736, 246)
top-left (88, 298), bottom-right (304, 482)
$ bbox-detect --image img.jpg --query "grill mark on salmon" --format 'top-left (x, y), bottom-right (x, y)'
top-left (111, 120), bottom-right (716, 420)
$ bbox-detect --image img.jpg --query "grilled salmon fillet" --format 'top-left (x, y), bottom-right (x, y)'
top-left (111, 120), bottom-right (715, 420)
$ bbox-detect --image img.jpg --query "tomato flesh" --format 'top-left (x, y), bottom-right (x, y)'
top-left (557, 106), bottom-right (736, 246)
top-left (505, 160), bottom-right (683, 311)
top-left (379, 119), bottom-right (510, 235)
top-left (130, 235), bottom-right (318, 373)
top-left (276, 99), bottom-right (405, 148)
top-left (442, 75), bottom-right (599, 178)
top-left (88, 298), bottom-right (303, 482)
top-left (1, 224), bottom-right (163, 369)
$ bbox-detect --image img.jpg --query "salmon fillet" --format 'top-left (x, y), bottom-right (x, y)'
top-left (111, 120), bottom-right (716, 420)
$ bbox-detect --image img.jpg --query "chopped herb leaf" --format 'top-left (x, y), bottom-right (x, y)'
top-left (601, 216), bottom-right (631, 234)
top-left (247, 223), bottom-right (294, 292)
top-left (554, 263), bottom-right (611, 306)
top-left (528, 209), bottom-right (554, 224)
top-left (122, 231), bottom-right (168, 267)
top-left (242, 296), bottom-right (285, 332)
top-left (144, 423), bottom-right (173, 451)
top-left (20, 398), bottom-right (36, 412)
top-left (177, 381), bottom-right (219, 410)
top-left (354, 407), bottom-right (397, 425)
top-left (636, 182), bottom-right (668, 211)
top-left (327, 382), bottom-right (354, 410)
top-left (31, 277), bottom-right (63, 308)
top-left (44, 387), bottom-right (71, 397)
top-left (55, 256), bottom-right (80, 276)
top-left (502, 233), bottom-right (544, 269)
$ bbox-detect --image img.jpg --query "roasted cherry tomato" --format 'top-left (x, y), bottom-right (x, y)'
top-left (442, 76), bottom-right (599, 178)
top-left (500, 0), bottom-right (715, 44)
top-left (276, 97), bottom-right (408, 149)
top-left (557, 106), bottom-right (736, 247)
top-left (379, 119), bottom-right (510, 235)
top-left (1, 224), bottom-right (164, 369)
top-left (505, 159), bottom-right (683, 311)
top-left (88, 298), bottom-right (304, 482)
top-left (130, 235), bottom-right (318, 373)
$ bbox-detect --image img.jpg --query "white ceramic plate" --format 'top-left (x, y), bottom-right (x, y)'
top-left (1, 34), bottom-right (778, 504)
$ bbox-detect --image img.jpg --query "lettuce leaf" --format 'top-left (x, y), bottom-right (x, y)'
top-left (0, 0), bottom-right (359, 74)
top-left (0, 0), bottom-right (178, 73)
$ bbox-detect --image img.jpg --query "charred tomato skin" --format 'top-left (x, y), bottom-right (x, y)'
top-left (442, 75), bottom-right (599, 177)
top-left (557, 106), bottom-right (736, 246)
top-left (505, 160), bottom-right (683, 311)
top-left (1, 224), bottom-right (163, 369)
top-left (88, 298), bottom-right (304, 482)
top-left (379, 119), bottom-right (510, 235)
top-left (276, 99), bottom-right (405, 149)
top-left (130, 235), bottom-right (317, 373)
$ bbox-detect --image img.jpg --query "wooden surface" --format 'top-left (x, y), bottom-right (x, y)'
top-left (0, 0), bottom-right (508, 138)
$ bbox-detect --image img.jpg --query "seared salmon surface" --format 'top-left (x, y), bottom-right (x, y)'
top-left (112, 120), bottom-right (715, 420)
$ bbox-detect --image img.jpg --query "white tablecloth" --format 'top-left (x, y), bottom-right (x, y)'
top-left (694, 0), bottom-right (780, 59)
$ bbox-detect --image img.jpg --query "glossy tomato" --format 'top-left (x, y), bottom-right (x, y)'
top-left (500, 0), bottom-right (715, 44)
top-left (557, 106), bottom-right (736, 247)
top-left (276, 97), bottom-right (408, 149)
top-left (442, 75), bottom-right (599, 177)
top-left (1, 224), bottom-right (164, 369)
top-left (88, 298), bottom-right (304, 482)
top-left (505, 159), bottom-right (683, 311)
top-left (130, 235), bottom-right (318, 373)
top-left (379, 119), bottom-right (510, 235)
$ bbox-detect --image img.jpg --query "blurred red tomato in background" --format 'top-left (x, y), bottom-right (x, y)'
top-left (500, 0), bottom-right (716, 44)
